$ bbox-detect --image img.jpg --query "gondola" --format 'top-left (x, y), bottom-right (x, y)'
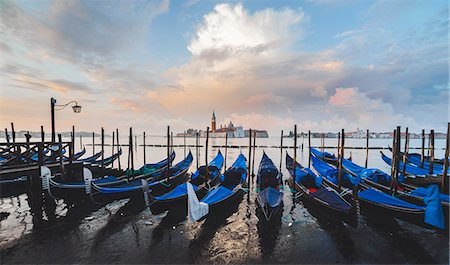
top-left (339, 156), bottom-right (449, 228)
top-left (128, 151), bottom-right (176, 176)
top-left (78, 150), bottom-right (103, 163)
top-left (187, 153), bottom-right (247, 222)
top-left (90, 151), bottom-right (193, 204)
top-left (43, 152), bottom-right (183, 202)
top-left (147, 151), bottom-right (224, 215)
top-left (89, 149), bottom-right (122, 167)
top-left (388, 146), bottom-right (449, 165)
top-left (310, 150), bottom-right (446, 230)
top-left (380, 151), bottom-right (443, 186)
top-left (286, 153), bottom-right (357, 226)
top-left (255, 152), bottom-right (283, 222)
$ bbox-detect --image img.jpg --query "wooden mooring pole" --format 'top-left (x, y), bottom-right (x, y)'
top-left (429, 130), bottom-right (435, 174)
top-left (224, 132), bottom-right (228, 172)
top-left (4, 128), bottom-right (9, 144)
top-left (365, 129), bottom-right (369, 168)
top-left (394, 127), bottom-right (401, 194)
top-left (92, 132), bottom-right (95, 155)
top-left (116, 129), bottom-right (121, 171)
top-left (196, 132), bottom-right (199, 170)
top-left (390, 129), bottom-right (396, 194)
top-left (143, 131), bottom-right (146, 165)
top-left (421, 129), bottom-right (425, 168)
top-left (442, 122), bottom-right (449, 192)
top-left (130, 127), bottom-right (134, 176)
top-left (337, 131), bottom-right (340, 157)
top-left (279, 130), bottom-right (283, 172)
top-left (401, 128), bottom-right (409, 176)
top-left (183, 131), bottom-right (186, 158)
top-left (112, 131), bottom-right (115, 168)
top-left (252, 131), bottom-right (256, 179)
top-left (205, 127), bottom-right (209, 177)
top-left (248, 129), bottom-right (252, 200)
top-left (308, 130), bottom-right (311, 168)
top-left (101, 127), bottom-right (105, 169)
top-left (338, 129), bottom-right (344, 192)
top-left (167, 126), bottom-right (170, 181)
top-left (293, 125), bottom-right (297, 185)
top-left (58, 134), bottom-right (65, 179)
top-left (40, 126), bottom-right (44, 143)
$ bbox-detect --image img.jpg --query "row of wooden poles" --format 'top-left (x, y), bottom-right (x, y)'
top-left (4, 122), bottom-right (449, 187)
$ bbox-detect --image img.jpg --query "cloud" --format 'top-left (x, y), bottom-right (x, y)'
top-left (188, 3), bottom-right (304, 57)
top-left (327, 87), bottom-right (418, 130)
top-left (1, 0), bottom-right (169, 68)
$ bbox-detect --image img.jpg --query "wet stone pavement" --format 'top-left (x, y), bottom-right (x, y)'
top-left (0, 181), bottom-right (448, 264)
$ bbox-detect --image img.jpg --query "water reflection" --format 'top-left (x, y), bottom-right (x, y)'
top-left (188, 192), bottom-right (244, 263)
top-left (256, 207), bottom-right (283, 260)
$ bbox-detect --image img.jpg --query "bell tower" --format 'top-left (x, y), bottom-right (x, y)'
top-left (211, 110), bottom-right (216, 131)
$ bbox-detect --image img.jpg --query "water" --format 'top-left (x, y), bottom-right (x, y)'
top-left (1, 136), bottom-right (448, 264)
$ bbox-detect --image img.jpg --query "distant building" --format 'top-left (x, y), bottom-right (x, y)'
top-left (207, 111), bottom-right (269, 138)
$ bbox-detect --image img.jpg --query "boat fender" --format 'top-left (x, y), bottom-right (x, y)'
top-left (40, 166), bottom-right (52, 191)
top-left (141, 179), bottom-right (151, 211)
top-left (83, 168), bottom-right (93, 194)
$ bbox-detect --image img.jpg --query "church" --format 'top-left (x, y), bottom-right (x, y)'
top-left (209, 111), bottom-right (268, 138)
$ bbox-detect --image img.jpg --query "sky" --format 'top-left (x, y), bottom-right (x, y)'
top-left (0, 0), bottom-right (448, 136)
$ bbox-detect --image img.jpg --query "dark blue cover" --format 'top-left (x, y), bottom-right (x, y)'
top-left (406, 155), bottom-right (443, 174)
top-left (286, 153), bottom-right (322, 187)
top-left (381, 151), bottom-right (430, 176)
top-left (359, 188), bottom-right (424, 210)
top-left (257, 187), bottom-right (283, 208)
top-left (155, 152), bottom-right (224, 201)
top-left (201, 186), bottom-right (234, 204)
top-left (200, 154), bottom-right (247, 205)
top-left (311, 188), bottom-right (352, 211)
top-left (341, 158), bottom-right (393, 185)
top-left (155, 183), bottom-right (198, 200)
top-left (311, 155), bottom-right (361, 187)
top-left (423, 185), bottom-right (445, 229)
top-left (310, 147), bottom-right (335, 160)
top-left (191, 151), bottom-right (224, 180)
top-left (409, 187), bottom-right (450, 203)
top-left (257, 152), bottom-right (282, 189)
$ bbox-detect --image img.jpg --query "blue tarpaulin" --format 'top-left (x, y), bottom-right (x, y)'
top-left (155, 183), bottom-right (198, 200)
top-left (381, 151), bottom-right (430, 176)
top-left (201, 186), bottom-right (234, 204)
top-left (342, 158), bottom-right (394, 185)
top-left (409, 187), bottom-right (450, 203)
top-left (423, 185), bottom-right (445, 229)
top-left (311, 155), bottom-right (361, 187)
top-left (257, 187), bottom-right (283, 208)
top-left (359, 185), bottom-right (444, 229)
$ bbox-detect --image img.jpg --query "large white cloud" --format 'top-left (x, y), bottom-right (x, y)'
top-left (188, 3), bottom-right (304, 57)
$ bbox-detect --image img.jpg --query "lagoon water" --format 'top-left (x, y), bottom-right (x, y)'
top-left (1, 136), bottom-right (448, 264)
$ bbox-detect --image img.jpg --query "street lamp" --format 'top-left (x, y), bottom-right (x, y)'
top-left (51, 97), bottom-right (82, 142)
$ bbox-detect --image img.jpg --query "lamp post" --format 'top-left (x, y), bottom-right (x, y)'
top-left (51, 97), bottom-right (81, 142)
